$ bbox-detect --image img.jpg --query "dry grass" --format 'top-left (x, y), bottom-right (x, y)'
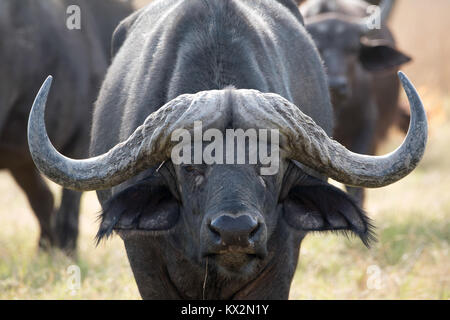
top-left (0, 0), bottom-right (448, 299)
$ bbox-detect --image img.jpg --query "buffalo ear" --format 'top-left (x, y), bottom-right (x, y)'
top-left (282, 184), bottom-right (375, 246)
top-left (359, 38), bottom-right (412, 72)
top-left (96, 176), bottom-right (179, 243)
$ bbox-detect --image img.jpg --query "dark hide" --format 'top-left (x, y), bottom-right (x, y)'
top-left (97, 164), bottom-right (374, 299)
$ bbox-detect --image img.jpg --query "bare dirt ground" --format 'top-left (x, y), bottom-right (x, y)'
top-left (0, 0), bottom-right (448, 299)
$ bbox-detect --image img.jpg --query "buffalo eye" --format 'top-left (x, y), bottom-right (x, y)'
top-left (182, 164), bottom-right (206, 175)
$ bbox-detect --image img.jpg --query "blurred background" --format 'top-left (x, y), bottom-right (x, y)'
top-left (0, 0), bottom-right (448, 299)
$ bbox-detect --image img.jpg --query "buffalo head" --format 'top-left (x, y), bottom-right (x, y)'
top-left (302, 0), bottom-right (411, 104)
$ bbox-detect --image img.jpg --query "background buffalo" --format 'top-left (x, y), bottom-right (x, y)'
top-left (300, 0), bottom-right (412, 204)
top-left (0, 0), bottom-right (132, 254)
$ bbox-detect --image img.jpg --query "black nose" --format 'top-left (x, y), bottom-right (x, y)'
top-left (329, 77), bottom-right (348, 97)
top-left (209, 214), bottom-right (259, 248)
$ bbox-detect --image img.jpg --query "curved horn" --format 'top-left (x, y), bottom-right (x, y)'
top-left (281, 71), bottom-right (426, 187)
top-left (27, 76), bottom-right (227, 191)
top-left (359, 0), bottom-right (394, 34)
top-left (30, 72), bottom-right (426, 191)
top-left (236, 71), bottom-right (427, 188)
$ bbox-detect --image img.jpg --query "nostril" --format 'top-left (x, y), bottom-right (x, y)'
top-left (249, 222), bottom-right (260, 239)
top-left (209, 214), bottom-right (259, 246)
top-left (208, 221), bottom-right (221, 238)
top-left (329, 77), bottom-right (348, 94)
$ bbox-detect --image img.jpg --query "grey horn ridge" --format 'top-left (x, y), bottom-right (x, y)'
top-left (28, 72), bottom-right (427, 190)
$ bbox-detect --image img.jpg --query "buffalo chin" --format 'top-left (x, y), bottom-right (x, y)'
top-left (207, 252), bottom-right (263, 277)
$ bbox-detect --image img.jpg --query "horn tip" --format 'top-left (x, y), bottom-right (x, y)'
top-left (44, 75), bottom-right (53, 87)
top-left (397, 70), bottom-right (407, 81)
top-left (397, 71), bottom-right (416, 95)
top-left (34, 75), bottom-right (54, 99)
top-left (28, 76), bottom-right (54, 138)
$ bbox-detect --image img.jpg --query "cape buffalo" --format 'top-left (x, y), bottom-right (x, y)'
top-left (0, 0), bottom-right (132, 253)
top-left (300, 0), bottom-right (411, 204)
top-left (28, 0), bottom-right (427, 299)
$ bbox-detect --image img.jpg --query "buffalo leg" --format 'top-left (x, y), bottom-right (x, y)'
top-left (54, 189), bottom-right (82, 255)
top-left (9, 164), bottom-right (55, 249)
